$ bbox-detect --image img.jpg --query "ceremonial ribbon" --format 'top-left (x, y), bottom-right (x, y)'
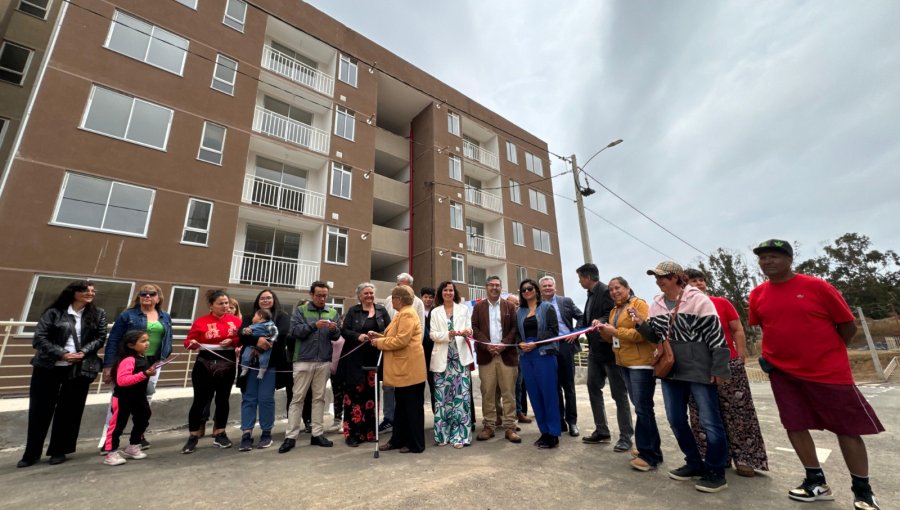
top-left (466, 325), bottom-right (597, 347)
top-left (193, 336), bottom-right (376, 373)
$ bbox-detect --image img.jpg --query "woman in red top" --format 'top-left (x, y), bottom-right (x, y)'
top-left (181, 289), bottom-right (240, 454)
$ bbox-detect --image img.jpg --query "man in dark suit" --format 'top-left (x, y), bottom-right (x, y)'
top-left (539, 276), bottom-right (583, 437)
top-left (577, 263), bottom-right (633, 451)
top-left (472, 276), bottom-right (521, 443)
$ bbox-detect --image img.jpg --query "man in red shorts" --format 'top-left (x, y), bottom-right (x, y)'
top-left (749, 239), bottom-right (884, 510)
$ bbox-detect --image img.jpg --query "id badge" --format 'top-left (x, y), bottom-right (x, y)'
top-left (612, 336), bottom-right (620, 349)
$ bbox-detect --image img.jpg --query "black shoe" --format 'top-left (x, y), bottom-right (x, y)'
top-left (346, 438), bottom-right (360, 448)
top-left (182, 435), bottom-right (200, 454)
top-left (48, 455), bottom-right (66, 465)
top-left (257, 430), bottom-right (273, 449)
top-left (140, 436), bottom-right (151, 450)
top-left (568, 424), bottom-right (580, 437)
top-left (303, 421), bottom-right (312, 434)
top-left (16, 457), bottom-right (37, 468)
top-left (239, 432), bottom-right (253, 452)
top-left (311, 435), bottom-right (333, 447)
top-left (613, 438), bottom-right (632, 452)
top-left (853, 489), bottom-right (881, 510)
top-left (539, 436), bottom-right (560, 449)
top-left (561, 422), bottom-right (569, 432)
top-left (212, 432), bottom-right (232, 449)
top-left (669, 464), bottom-right (705, 481)
top-left (278, 438), bottom-right (296, 453)
top-left (582, 431), bottom-right (611, 444)
top-left (695, 473), bottom-right (728, 493)
top-left (378, 419), bottom-right (393, 433)
top-left (788, 477), bottom-right (833, 502)
top-left (533, 433), bottom-right (549, 447)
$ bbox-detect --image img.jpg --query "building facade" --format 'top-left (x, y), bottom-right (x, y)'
top-left (0, 0), bottom-right (562, 390)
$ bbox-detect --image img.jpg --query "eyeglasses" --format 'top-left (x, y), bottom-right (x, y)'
top-left (259, 296), bottom-right (273, 301)
top-left (521, 286), bottom-right (535, 292)
top-left (139, 291), bottom-right (158, 297)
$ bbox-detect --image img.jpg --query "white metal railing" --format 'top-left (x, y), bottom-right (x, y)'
top-left (242, 175), bottom-right (325, 218)
top-left (230, 250), bottom-right (319, 289)
top-left (468, 285), bottom-right (487, 301)
top-left (252, 106), bottom-right (330, 154)
top-left (885, 356), bottom-right (898, 380)
top-left (464, 185), bottom-right (503, 213)
top-left (261, 45), bottom-right (334, 97)
top-left (462, 139), bottom-right (499, 170)
top-left (467, 233), bottom-right (506, 259)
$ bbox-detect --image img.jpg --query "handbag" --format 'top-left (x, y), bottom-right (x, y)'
top-left (652, 294), bottom-right (681, 378)
top-left (199, 355), bottom-right (235, 377)
top-left (76, 354), bottom-right (103, 380)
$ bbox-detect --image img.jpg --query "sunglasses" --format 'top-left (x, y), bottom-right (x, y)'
top-left (521, 286), bottom-right (535, 292)
top-left (139, 291), bottom-right (158, 297)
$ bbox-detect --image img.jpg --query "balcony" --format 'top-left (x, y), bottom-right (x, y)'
top-left (463, 139), bottom-right (499, 170)
top-left (241, 175), bottom-right (325, 218)
top-left (261, 45), bottom-right (334, 97)
top-left (467, 234), bottom-right (506, 259)
top-left (464, 185), bottom-right (503, 214)
top-left (371, 225), bottom-right (408, 257)
top-left (230, 250), bottom-right (319, 289)
top-left (252, 106), bottom-right (330, 154)
top-left (468, 285), bottom-right (487, 301)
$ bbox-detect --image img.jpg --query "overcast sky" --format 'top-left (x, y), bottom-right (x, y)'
top-left (308, 0), bottom-right (900, 305)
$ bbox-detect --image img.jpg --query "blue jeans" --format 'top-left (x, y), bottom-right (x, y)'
top-left (621, 367), bottom-right (663, 466)
top-left (661, 379), bottom-right (727, 475)
top-left (520, 349), bottom-right (560, 437)
top-left (241, 367), bottom-right (276, 431)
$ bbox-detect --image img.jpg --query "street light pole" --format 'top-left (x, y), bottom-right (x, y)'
top-left (571, 139), bottom-right (623, 266)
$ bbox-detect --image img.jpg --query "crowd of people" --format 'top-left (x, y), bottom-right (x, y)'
top-left (15, 239), bottom-right (884, 509)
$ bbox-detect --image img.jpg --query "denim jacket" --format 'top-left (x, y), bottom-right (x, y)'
top-left (105, 307), bottom-right (173, 367)
top-left (516, 301), bottom-right (560, 356)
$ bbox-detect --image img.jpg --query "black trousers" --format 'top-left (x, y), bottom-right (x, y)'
top-left (389, 382), bottom-right (426, 452)
top-left (188, 355), bottom-right (236, 431)
top-left (24, 365), bottom-right (92, 460)
top-left (109, 393), bottom-right (151, 450)
top-left (557, 342), bottom-right (578, 425)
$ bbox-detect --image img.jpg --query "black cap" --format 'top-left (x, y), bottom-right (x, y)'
top-left (752, 239), bottom-right (793, 257)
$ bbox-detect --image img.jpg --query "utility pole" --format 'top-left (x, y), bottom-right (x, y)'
top-left (571, 153), bottom-right (592, 264)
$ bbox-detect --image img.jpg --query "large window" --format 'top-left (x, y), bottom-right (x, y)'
top-left (105, 11), bottom-right (189, 76)
top-left (506, 141), bottom-right (518, 164)
top-left (512, 221), bottom-right (525, 246)
top-left (525, 152), bottom-right (544, 176)
top-left (197, 121), bottom-right (226, 165)
top-left (509, 179), bottom-right (521, 204)
top-left (334, 105), bottom-right (355, 141)
top-left (532, 228), bottom-right (552, 253)
top-left (338, 54), bottom-right (357, 86)
top-left (223, 0), bottom-right (247, 32)
top-left (326, 226), bottom-right (348, 265)
top-left (53, 173), bottom-right (155, 236)
top-left (0, 41), bottom-right (32, 85)
top-left (516, 266), bottom-right (528, 284)
top-left (18, 0), bottom-right (51, 19)
top-left (168, 286), bottom-right (198, 323)
top-left (450, 201), bottom-right (463, 230)
top-left (81, 86), bottom-right (173, 150)
top-left (330, 162), bottom-right (352, 199)
top-left (21, 276), bottom-right (133, 334)
top-left (451, 253), bottom-right (465, 283)
top-left (211, 54), bottom-right (237, 95)
top-left (528, 189), bottom-right (548, 214)
top-left (448, 155), bottom-right (462, 181)
top-left (181, 198), bottom-right (212, 245)
top-left (447, 112), bottom-right (460, 136)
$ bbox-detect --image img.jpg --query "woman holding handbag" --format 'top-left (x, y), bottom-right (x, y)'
top-left (634, 261), bottom-right (731, 493)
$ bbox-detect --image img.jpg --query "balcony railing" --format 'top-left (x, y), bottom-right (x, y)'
top-left (252, 106), bottom-right (329, 154)
top-left (462, 139), bottom-right (499, 170)
top-left (464, 185), bottom-right (503, 213)
top-left (242, 175), bottom-right (325, 218)
top-left (468, 285), bottom-right (487, 301)
top-left (261, 45), bottom-right (334, 97)
top-left (230, 250), bottom-right (320, 289)
top-left (466, 234), bottom-right (506, 259)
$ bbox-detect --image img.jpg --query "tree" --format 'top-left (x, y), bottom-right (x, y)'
top-left (695, 248), bottom-right (756, 329)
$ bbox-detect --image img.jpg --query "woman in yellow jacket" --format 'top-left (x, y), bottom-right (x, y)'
top-left (370, 285), bottom-right (426, 453)
top-left (596, 277), bottom-right (662, 472)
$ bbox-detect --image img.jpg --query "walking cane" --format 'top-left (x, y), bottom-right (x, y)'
top-left (363, 350), bottom-right (384, 459)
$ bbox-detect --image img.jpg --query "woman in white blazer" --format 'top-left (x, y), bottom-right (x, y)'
top-left (429, 281), bottom-right (474, 448)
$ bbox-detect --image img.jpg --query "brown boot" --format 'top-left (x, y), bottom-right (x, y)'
top-left (505, 429), bottom-right (522, 443)
top-left (517, 412), bottom-right (533, 424)
top-left (476, 427), bottom-right (495, 441)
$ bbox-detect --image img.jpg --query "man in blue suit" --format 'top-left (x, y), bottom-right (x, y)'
top-left (539, 276), bottom-right (584, 437)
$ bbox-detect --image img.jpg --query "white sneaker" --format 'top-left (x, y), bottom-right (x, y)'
top-left (104, 451), bottom-right (126, 466)
top-left (122, 444), bottom-right (147, 459)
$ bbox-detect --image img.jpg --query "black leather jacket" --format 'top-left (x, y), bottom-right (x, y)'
top-left (32, 306), bottom-right (108, 377)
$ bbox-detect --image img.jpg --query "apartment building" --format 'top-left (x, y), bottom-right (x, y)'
top-left (0, 0), bottom-right (562, 342)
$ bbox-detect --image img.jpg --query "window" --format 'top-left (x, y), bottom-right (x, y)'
top-left (223, 0), bottom-right (247, 32)
top-left (326, 297), bottom-right (344, 316)
top-left (20, 276), bottom-right (133, 334)
top-left (447, 112), bottom-right (460, 136)
top-left (537, 270), bottom-right (555, 280)
top-left (517, 266), bottom-right (528, 284)
top-left (174, 0), bottom-right (197, 9)
top-left (326, 226), bottom-right (348, 264)
top-left (509, 179), bottom-right (521, 204)
top-left (330, 162), bottom-right (352, 199)
top-left (451, 253), bottom-right (465, 283)
top-left (525, 152), bottom-right (544, 176)
top-left (18, 0), bottom-right (51, 19)
top-left (506, 141), bottom-right (518, 164)
top-left (197, 121), bottom-right (226, 165)
top-left (81, 86), bottom-right (173, 150)
top-left (532, 228), bottom-right (552, 253)
top-left (512, 221), bottom-right (525, 246)
top-left (449, 202), bottom-right (463, 230)
top-left (53, 173), bottom-right (155, 236)
top-left (181, 198), bottom-right (212, 245)
top-left (448, 155), bottom-right (462, 181)
top-left (338, 54), bottom-right (357, 86)
top-left (334, 105), bottom-right (355, 141)
top-left (528, 189), bottom-right (548, 214)
top-left (105, 11), bottom-right (189, 76)
top-left (0, 41), bottom-right (32, 85)
top-left (211, 54), bottom-right (237, 95)
top-left (168, 286), bottom-right (198, 323)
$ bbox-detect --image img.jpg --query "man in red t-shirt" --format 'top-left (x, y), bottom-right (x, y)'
top-left (749, 239), bottom-right (883, 510)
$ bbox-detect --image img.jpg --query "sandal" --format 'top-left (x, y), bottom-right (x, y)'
top-left (452, 443), bottom-right (464, 449)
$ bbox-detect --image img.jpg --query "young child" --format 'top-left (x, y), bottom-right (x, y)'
top-left (103, 330), bottom-right (157, 466)
top-left (240, 309), bottom-right (278, 379)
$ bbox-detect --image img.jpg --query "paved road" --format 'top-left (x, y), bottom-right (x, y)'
top-left (0, 382), bottom-right (896, 510)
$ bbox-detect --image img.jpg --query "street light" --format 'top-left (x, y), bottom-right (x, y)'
top-left (570, 139), bottom-right (623, 263)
